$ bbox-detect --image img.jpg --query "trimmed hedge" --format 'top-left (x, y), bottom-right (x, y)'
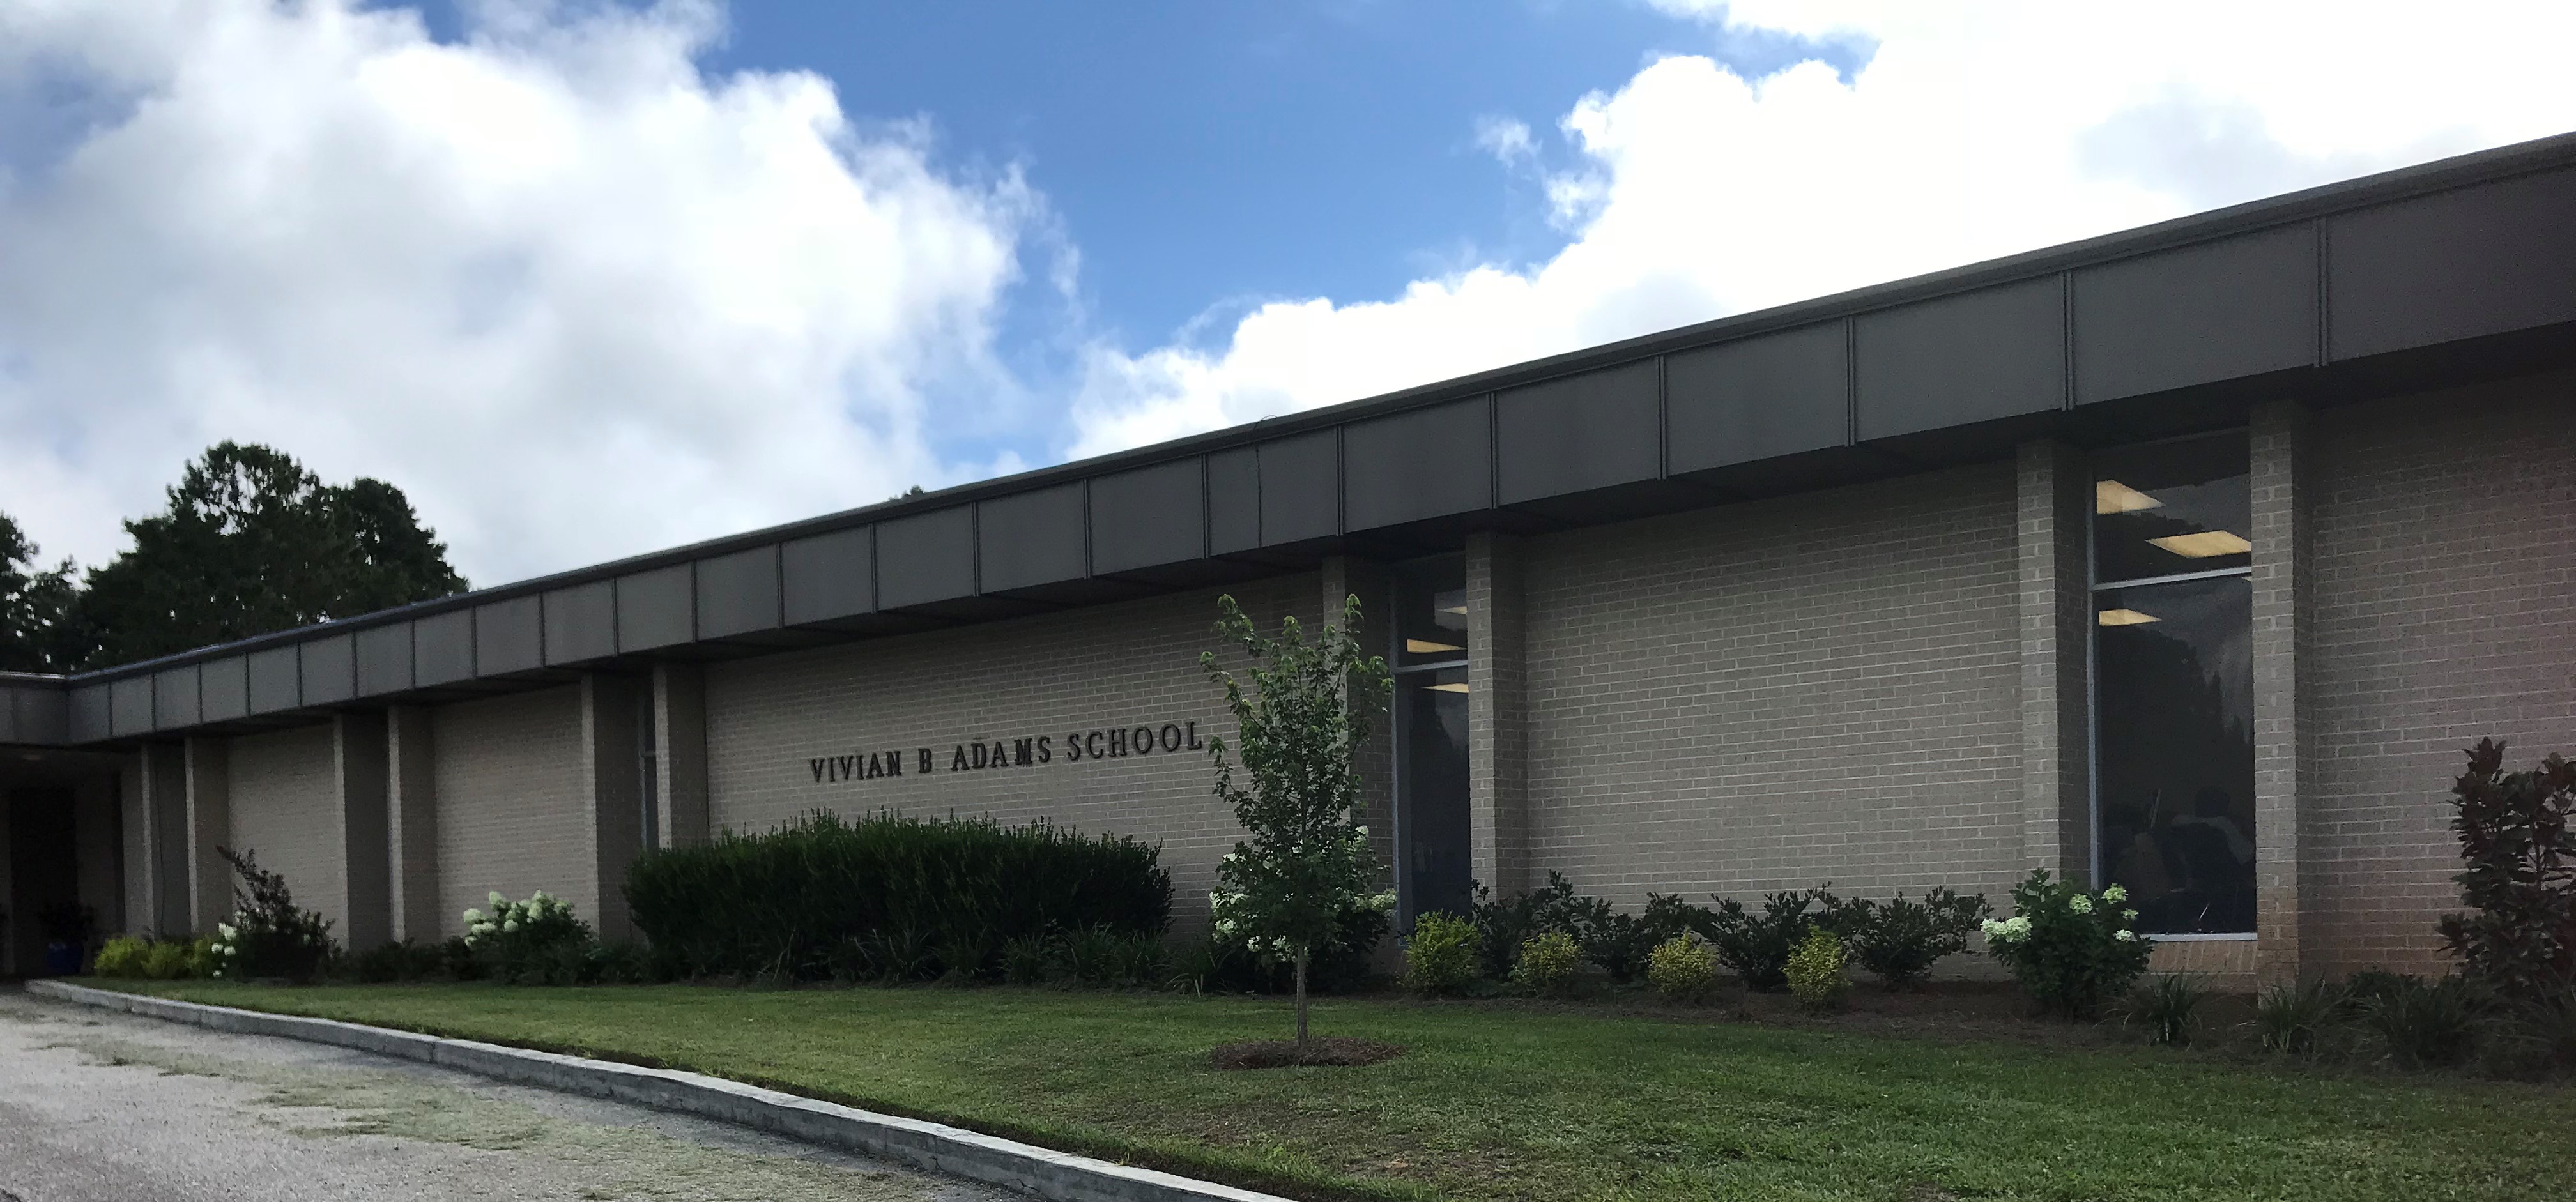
top-left (625, 810), bottom-right (1171, 980)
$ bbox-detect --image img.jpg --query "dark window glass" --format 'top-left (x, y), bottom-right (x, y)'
top-left (1397, 666), bottom-right (1473, 922)
top-left (2096, 575), bottom-right (2255, 934)
top-left (2092, 433), bottom-right (2251, 583)
top-left (1394, 556), bottom-right (1469, 667)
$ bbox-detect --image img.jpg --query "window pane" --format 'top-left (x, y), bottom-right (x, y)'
top-left (1394, 556), bottom-right (1469, 667)
top-left (2096, 575), bottom-right (2255, 934)
top-left (2092, 432), bottom-right (2251, 584)
top-left (1398, 666), bottom-right (1473, 922)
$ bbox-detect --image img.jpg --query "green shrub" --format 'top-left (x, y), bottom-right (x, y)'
top-left (1784, 927), bottom-right (1849, 1012)
top-left (1821, 888), bottom-right (1992, 989)
top-left (141, 940), bottom-right (194, 980)
top-left (1706, 888), bottom-right (1834, 993)
top-left (1578, 894), bottom-right (1705, 984)
top-left (2436, 739), bottom-right (2575, 1006)
top-left (625, 810), bottom-right (1170, 981)
top-left (1403, 913), bottom-right (1483, 997)
top-left (208, 848), bottom-right (335, 982)
top-left (1981, 869), bottom-right (2152, 1019)
top-left (2125, 973), bottom-right (2212, 1047)
top-left (1513, 930), bottom-right (1585, 997)
top-left (93, 935), bottom-right (150, 978)
top-left (2363, 974), bottom-right (2488, 1069)
top-left (1470, 873), bottom-right (1598, 979)
top-left (463, 890), bottom-right (595, 984)
top-left (2253, 978), bottom-right (2345, 1057)
top-left (1647, 935), bottom-right (1719, 1003)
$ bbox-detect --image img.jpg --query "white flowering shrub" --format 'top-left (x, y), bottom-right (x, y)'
top-left (461, 890), bottom-right (594, 984)
top-left (208, 847), bottom-right (335, 982)
top-left (1981, 869), bottom-right (2154, 1019)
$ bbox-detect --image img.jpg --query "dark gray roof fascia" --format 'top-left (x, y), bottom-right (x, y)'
top-left (40, 127), bottom-right (2576, 693)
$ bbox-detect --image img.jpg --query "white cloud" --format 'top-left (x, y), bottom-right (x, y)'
top-left (1067, 0), bottom-right (2576, 459)
top-left (1474, 115), bottom-right (1537, 165)
top-left (0, 0), bottom-right (1031, 585)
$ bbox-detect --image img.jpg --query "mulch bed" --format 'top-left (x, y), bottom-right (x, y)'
top-left (1211, 1036), bottom-right (1407, 1070)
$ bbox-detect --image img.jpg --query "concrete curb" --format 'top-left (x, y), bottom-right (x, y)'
top-left (27, 980), bottom-right (1289, 1202)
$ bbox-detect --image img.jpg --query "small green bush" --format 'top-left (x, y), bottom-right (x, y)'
top-left (1784, 927), bottom-right (1848, 1012)
top-left (93, 935), bottom-right (150, 978)
top-left (1821, 888), bottom-right (1992, 989)
top-left (1707, 888), bottom-right (1834, 992)
top-left (2254, 978), bottom-right (2345, 1057)
top-left (2126, 973), bottom-right (2212, 1047)
top-left (1981, 869), bottom-right (2152, 1019)
top-left (141, 940), bottom-right (194, 980)
top-left (1403, 913), bottom-right (1483, 997)
top-left (1470, 873), bottom-right (1597, 979)
top-left (1647, 935), bottom-right (1719, 1003)
top-left (1513, 930), bottom-right (1584, 997)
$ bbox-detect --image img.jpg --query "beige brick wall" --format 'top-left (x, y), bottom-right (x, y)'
top-left (431, 685), bottom-right (590, 935)
top-left (224, 724), bottom-right (346, 936)
top-left (2306, 370), bottom-right (2576, 977)
top-left (704, 573), bottom-right (1317, 927)
top-left (1519, 461), bottom-right (2027, 910)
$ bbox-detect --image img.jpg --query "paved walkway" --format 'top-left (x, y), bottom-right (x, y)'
top-left (0, 987), bottom-right (1006, 1202)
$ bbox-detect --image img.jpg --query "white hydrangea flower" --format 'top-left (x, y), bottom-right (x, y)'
top-left (2124, 909), bottom-right (2140, 922)
top-left (461, 909), bottom-right (483, 924)
top-left (217, 923), bottom-right (236, 940)
top-left (489, 890), bottom-right (507, 906)
top-left (2102, 884), bottom-right (2128, 904)
top-left (2069, 894), bottom-right (2094, 915)
top-left (2114, 930), bottom-right (2137, 942)
top-left (502, 920), bottom-right (519, 932)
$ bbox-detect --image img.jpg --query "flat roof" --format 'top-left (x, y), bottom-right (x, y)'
top-left (9, 128), bottom-right (2575, 747)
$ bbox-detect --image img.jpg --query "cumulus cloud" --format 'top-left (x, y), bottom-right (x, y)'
top-left (0, 0), bottom-right (1032, 584)
top-left (1066, 0), bottom-right (2576, 459)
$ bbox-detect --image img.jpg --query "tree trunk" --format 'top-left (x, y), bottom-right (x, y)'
top-left (1294, 949), bottom-right (1311, 1054)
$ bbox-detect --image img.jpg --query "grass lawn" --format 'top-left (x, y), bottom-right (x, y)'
top-left (84, 980), bottom-right (2575, 1201)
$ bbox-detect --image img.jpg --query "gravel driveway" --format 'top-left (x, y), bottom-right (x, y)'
top-left (0, 987), bottom-right (1009, 1202)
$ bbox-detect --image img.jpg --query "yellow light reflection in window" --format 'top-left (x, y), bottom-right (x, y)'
top-left (2147, 530), bottom-right (2251, 558)
top-left (1405, 639), bottom-right (1464, 655)
top-left (2095, 480), bottom-right (2164, 514)
top-left (2097, 608), bottom-right (2161, 626)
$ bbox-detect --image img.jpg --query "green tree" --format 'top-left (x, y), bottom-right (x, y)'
top-left (74, 442), bottom-right (467, 668)
top-left (0, 512), bottom-right (82, 673)
top-left (1200, 592), bottom-right (1393, 1054)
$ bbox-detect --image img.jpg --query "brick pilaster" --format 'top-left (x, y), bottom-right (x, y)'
top-left (2251, 400), bottom-right (2315, 985)
top-left (2016, 439), bottom-right (2092, 882)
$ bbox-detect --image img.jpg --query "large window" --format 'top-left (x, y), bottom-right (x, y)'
top-left (1392, 556), bottom-right (1472, 924)
top-left (2092, 433), bottom-right (2256, 936)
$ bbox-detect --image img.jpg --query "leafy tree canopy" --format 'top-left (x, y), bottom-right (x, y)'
top-left (3, 442), bottom-right (467, 671)
top-left (0, 513), bottom-right (82, 673)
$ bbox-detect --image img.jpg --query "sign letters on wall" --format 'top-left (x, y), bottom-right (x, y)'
top-left (806, 720), bottom-right (1206, 786)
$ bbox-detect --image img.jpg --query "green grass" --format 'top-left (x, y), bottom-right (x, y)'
top-left (88, 980), bottom-right (2574, 1201)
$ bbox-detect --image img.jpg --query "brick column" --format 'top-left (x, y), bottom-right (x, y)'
top-left (1467, 531), bottom-right (1529, 897)
top-left (2016, 439), bottom-right (2094, 882)
top-left (2251, 400), bottom-right (2315, 985)
top-left (134, 742), bottom-right (191, 934)
top-left (581, 673), bottom-right (646, 940)
top-left (652, 663), bottom-right (710, 849)
top-left (386, 705), bottom-right (441, 942)
top-left (183, 736), bottom-right (231, 933)
top-left (334, 713), bottom-right (392, 950)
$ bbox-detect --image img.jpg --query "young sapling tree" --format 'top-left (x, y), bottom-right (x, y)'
top-left (1202, 592), bottom-right (1393, 1055)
